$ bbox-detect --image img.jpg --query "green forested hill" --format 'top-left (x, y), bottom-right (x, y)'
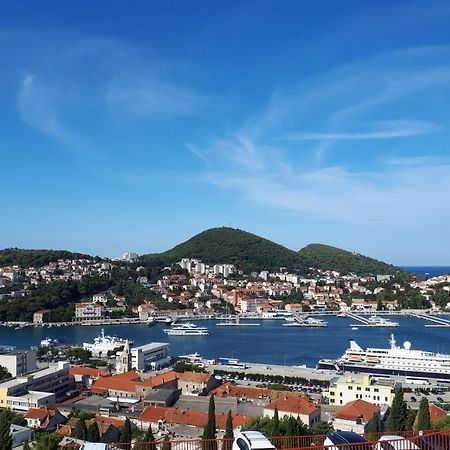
top-left (140, 227), bottom-right (308, 273)
top-left (298, 243), bottom-right (400, 275)
top-left (0, 248), bottom-right (94, 268)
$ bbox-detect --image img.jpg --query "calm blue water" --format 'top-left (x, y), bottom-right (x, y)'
top-left (4, 316), bottom-right (450, 368)
top-left (402, 266), bottom-right (450, 278)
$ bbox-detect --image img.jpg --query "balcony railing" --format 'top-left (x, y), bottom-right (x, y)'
top-left (60, 430), bottom-right (450, 450)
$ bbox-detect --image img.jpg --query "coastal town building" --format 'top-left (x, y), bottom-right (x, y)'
top-left (0, 349), bottom-right (36, 377)
top-left (328, 375), bottom-right (395, 406)
top-left (333, 399), bottom-right (383, 434)
top-left (0, 361), bottom-right (73, 410)
top-left (33, 309), bottom-right (50, 325)
top-left (74, 302), bottom-right (106, 323)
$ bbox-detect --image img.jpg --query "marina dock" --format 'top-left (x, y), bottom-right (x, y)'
top-left (410, 313), bottom-right (450, 327)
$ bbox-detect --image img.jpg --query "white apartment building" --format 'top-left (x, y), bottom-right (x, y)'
top-left (0, 350), bottom-right (36, 377)
top-left (131, 342), bottom-right (171, 371)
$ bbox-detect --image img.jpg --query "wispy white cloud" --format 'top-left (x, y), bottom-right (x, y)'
top-left (281, 125), bottom-right (440, 141)
top-left (191, 46), bottom-right (450, 226)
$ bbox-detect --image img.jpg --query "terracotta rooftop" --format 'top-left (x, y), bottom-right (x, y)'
top-left (334, 399), bottom-right (380, 423)
top-left (139, 371), bottom-right (179, 387)
top-left (177, 371), bottom-right (212, 383)
top-left (211, 382), bottom-right (272, 399)
top-left (139, 406), bottom-right (170, 422)
top-left (265, 394), bottom-right (320, 416)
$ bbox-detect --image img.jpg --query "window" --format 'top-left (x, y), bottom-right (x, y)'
top-left (365, 388), bottom-right (370, 392)
top-left (374, 388), bottom-right (379, 392)
top-left (236, 438), bottom-right (250, 450)
top-left (357, 387), bottom-right (361, 391)
top-left (348, 386), bottom-right (353, 390)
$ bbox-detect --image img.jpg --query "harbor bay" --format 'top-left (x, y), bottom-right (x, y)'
top-left (4, 315), bottom-right (450, 368)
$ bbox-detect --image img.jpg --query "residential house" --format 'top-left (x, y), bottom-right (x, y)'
top-left (333, 399), bottom-right (381, 434)
top-left (24, 406), bottom-right (67, 430)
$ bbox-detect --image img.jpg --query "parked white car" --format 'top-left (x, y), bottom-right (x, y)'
top-left (232, 431), bottom-right (275, 450)
top-left (375, 435), bottom-right (420, 450)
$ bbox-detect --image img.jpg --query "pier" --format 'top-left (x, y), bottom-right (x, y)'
top-left (410, 313), bottom-right (450, 327)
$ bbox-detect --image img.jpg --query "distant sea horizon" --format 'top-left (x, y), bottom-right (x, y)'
top-left (402, 266), bottom-right (450, 278)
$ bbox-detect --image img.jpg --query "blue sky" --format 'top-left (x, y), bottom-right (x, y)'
top-left (1, 0), bottom-right (450, 265)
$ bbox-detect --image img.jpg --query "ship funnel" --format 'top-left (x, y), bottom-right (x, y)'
top-left (349, 340), bottom-right (363, 351)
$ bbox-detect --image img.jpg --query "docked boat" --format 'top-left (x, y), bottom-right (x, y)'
top-left (283, 317), bottom-right (328, 327)
top-left (164, 322), bottom-right (209, 336)
top-left (366, 316), bottom-right (399, 327)
top-left (318, 334), bottom-right (450, 379)
top-left (82, 329), bottom-right (131, 357)
top-left (40, 337), bottom-right (60, 347)
top-left (147, 317), bottom-right (156, 326)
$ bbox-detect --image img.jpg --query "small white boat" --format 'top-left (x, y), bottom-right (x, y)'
top-left (147, 317), bottom-right (156, 327)
top-left (351, 327), bottom-right (359, 331)
top-left (40, 338), bottom-right (60, 347)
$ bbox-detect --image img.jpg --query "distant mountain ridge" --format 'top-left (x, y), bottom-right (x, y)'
top-left (140, 227), bottom-right (404, 275)
top-left (1, 228), bottom-right (405, 275)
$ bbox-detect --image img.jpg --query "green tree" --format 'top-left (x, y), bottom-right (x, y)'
top-left (202, 396), bottom-right (217, 450)
top-left (416, 397), bottom-right (431, 431)
top-left (0, 410), bottom-right (12, 450)
top-left (366, 413), bottom-right (379, 440)
top-left (386, 387), bottom-right (408, 433)
top-left (87, 422), bottom-right (101, 442)
top-left (73, 418), bottom-right (88, 440)
top-left (34, 433), bottom-right (62, 450)
top-left (121, 418), bottom-right (132, 443)
top-left (223, 411), bottom-right (234, 450)
top-left (22, 441), bottom-right (30, 450)
top-left (271, 408), bottom-right (281, 437)
top-left (163, 434), bottom-right (172, 450)
top-left (0, 366), bottom-right (11, 381)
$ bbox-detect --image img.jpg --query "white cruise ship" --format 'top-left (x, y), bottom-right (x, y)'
top-left (164, 322), bottom-right (209, 336)
top-left (83, 329), bottom-right (131, 357)
top-left (318, 334), bottom-right (450, 379)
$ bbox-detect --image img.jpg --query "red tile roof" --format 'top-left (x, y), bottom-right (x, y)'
top-left (139, 371), bottom-right (179, 387)
top-left (334, 399), bottom-right (380, 422)
top-left (265, 394), bottom-right (320, 416)
top-left (139, 406), bottom-right (170, 422)
top-left (177, 372), bottom-right (212, 383)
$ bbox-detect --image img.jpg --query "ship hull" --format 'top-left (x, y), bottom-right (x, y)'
top-left (317, 360), bottom-right (450, 379)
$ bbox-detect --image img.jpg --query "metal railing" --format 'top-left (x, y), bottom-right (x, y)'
top-left (60, 430), bottom-right (450, 450)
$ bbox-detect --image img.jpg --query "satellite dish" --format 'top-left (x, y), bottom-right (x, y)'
top-left (403, 341), bottom-right (412, 350)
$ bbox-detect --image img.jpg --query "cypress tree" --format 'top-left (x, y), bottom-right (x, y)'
top-left (121, 418), bottom-right (132, 444)
top-left (271, 408), bottom-right (281, 437)
top-left (202, 396), bottom-right (217, 450)
top-left (0, 410), bottom-right (12, 450)
top-left (366, 412), bottom-right (379, 440)
top-left (144, 426), bottom-right (157, 450)
top-left (223, 411), bottom-right (234, 450)
top-left (416, 397), bottom-right (431, 431)
top-left (73, 418), bottom-right (88, 440)
top-left (386, 387), bottom-right (408, 433)
top-left (87, 422), bottom-right (100, 443)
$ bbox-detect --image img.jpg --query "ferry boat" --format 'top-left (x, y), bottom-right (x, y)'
top-left (318, 334), bottom-right (450, 379)
top-left (82, 329), bottom-right (131, 357)
top-left (164, 322), bottom-right (209, 336)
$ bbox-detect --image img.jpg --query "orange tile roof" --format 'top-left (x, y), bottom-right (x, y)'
top-left (139, 406), bottom-right (170, 422)
top-left (95, 415), bottom-right (125, 428)
top-left (334, 399), bottom-right (380, 422)
top-left (177, 372), bottom-right (211, 383)
top-left (414, 403), bottom-right (448, 427)
top-left (265, 394), bottom-right (320, 416)
top-left (139, 406), bottom-right (249, 430)
top-left (139, 371), bottom-right (179, 387)
top-left (429, 404), bottom-right (448, 423)
top-left (91, 374), bottom-right (140, 394)
top-left (211, 382), bottom-right (272, 399)
top-left (25, 408), bottom-right (50, 420)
